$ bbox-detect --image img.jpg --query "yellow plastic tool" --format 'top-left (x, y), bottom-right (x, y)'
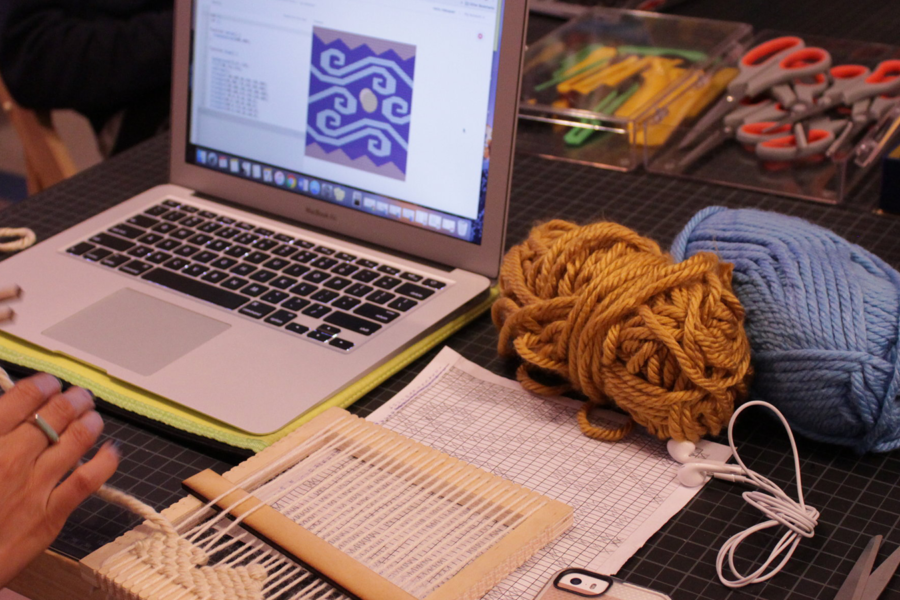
top-left (561, 55), bottom-right (649, 95)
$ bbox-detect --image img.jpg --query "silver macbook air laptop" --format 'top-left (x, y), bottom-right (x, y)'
top-left (0, 0), bottom-right (528, 434)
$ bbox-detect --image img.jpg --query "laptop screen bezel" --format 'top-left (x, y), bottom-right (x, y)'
top-left (169, 0), bottom-right (526, 280)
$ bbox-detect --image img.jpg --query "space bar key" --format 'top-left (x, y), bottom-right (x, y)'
top-left (142, 268), bottom-right (250, 310)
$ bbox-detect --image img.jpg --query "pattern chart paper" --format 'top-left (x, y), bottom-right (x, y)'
top-left (369, 347), bottom-right (729, 599)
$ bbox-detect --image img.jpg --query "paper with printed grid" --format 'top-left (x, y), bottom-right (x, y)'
top-left (368, 347), bottom-right (729, 599)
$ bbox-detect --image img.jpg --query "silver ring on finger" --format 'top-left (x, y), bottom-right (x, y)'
top-left (33, 413), bottom-right (60, 445)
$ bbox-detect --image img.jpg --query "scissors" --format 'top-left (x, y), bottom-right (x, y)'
top-left (770, 61), bottom-right (900, 128)
top-left (754, 118), bottom-right (846, 161)
top-left (833, 535), bottom-right (900, 600)
top-left (827, 91), bottom-right (900, 156)
top-left (679, 37), bottom-right (831, 149)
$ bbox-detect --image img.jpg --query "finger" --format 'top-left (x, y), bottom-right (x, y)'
top-left (37, 409), bottom-right (104, 482)
top-left (0, 284), bottom-right (21, 302)
top-left (12, 386), bottom-right (95, 456)
top-left (0, 373), bottom-right (61, 435)
top-left (47, 440), bottom-right (120, 524)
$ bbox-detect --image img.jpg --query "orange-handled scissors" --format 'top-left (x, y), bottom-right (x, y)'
top-left (755, 118), bottom-right (845, 161)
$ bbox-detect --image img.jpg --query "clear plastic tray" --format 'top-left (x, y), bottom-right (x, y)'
top-left (517, 9), bottom-right (752, 171)
top-left (645, 31), bottom-right (900, 204)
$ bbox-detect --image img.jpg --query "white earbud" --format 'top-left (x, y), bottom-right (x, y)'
top-left (666, 439), bottom-right (746, 487)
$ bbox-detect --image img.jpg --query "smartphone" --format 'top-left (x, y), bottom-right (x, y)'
top-left (534, 568), bottom-right (672, 600)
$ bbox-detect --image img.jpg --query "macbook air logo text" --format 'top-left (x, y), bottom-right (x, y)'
top-left (306, 207), bottom-right (337, 221)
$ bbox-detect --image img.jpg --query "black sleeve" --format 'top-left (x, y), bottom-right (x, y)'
top-left (0, 0), bottom-right (173, 116)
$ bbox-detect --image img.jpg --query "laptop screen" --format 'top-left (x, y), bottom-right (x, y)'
top-left (185, 0), bottom-right (507, 246)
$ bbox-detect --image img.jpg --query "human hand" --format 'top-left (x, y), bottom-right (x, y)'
top-left (0, 374), bottom-right (119, 587)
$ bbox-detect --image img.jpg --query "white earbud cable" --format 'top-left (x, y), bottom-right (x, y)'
top-left (715, 400), bottom-right (819, 588)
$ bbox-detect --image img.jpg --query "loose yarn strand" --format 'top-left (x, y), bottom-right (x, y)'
top-left (493, 219), bottom-right (753, 443)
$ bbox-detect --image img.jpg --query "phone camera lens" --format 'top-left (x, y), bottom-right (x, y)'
top-left (570, 578), bottom-right (582, 586)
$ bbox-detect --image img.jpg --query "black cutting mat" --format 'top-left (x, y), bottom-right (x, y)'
top-left (10, 132), bottom-right (900, 600)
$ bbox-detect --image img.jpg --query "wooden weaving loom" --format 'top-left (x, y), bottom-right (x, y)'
top-left (81, 407), bottom-right (574, 600)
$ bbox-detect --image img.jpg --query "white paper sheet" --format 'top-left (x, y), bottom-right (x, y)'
top-left (368, 347), bottom-right (731, 600)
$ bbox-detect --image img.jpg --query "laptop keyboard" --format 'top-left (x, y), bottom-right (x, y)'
top-left (64, 199), bottom-right (448, 352)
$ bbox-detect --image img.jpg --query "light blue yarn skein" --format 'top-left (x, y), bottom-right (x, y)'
top-left (671, 206), bottom-right (900, 453)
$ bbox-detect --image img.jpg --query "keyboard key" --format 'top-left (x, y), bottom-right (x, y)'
top-left (164, 257), bottom-right (191, 271)
top-left (245, 251), bottom-right (270, 264)
top-left (100, 254), bottom-right (130, 268)
top-left (367, 290), bottom-right (395, 304)
top-left (286, 322), bottom-right (310, 335)
top-left (145, 204), bottom-right (170, 216)
top-left (146, 251), bottom-right (172, 264)
top-left (356, 259), bottom-right (378, 268)
top-left (307, 330), bottom-right (332, 342)
top-left (127, 214), bottom-right (159, 229)
top-left (187, 233), bottom-right (213, 246)
top-left (312, 256), bottom-right (338, 270)
top-left (193, 251), bottom-right (218, 263)
top-left (261, 290), bottom-right (289, 304)
top-left (216, 216), bottom-right (236, 224)
top-left (234, 233), bottom-right (259, 245)
top-left (332, 263), bottom-right (359, 276)
top-left (156, 238), bottom-right (181, 251)
top-left (222, 277), bottom-right (249, 290)
top-left (180, 205), bottom-right (199, 213)
top-left (388, 296), bottom-right (418, 311)
top-left (352, 269), bottom-right (379, 283)
top-left (329, 338), bottom-right (354, 351)
top-left (335, 252), bottom-right (356, 262)
top-left (201, 270), bottom-right (229, 284)
top-left (293, 238), bottom-right (315, 249)
top-left (318, 324), bottom-right (341, 336)
top-left (224, 244), bottom-right (249, 257)
top-left (254, 227), bottom-right (274, 236)
top-left (241, 283), bottom-right (269, 297)
top-left (377, 265), bottom-right (400, 275)
top-left (273, 244), bottom-right (298, 258)
top-left (355, 303), bottom-right (400, 324)
top-left (253, 239), bottom-right (279, 251)
top-left (282, 297), bottom-right (310, 311)
top-left (303, 270), bottom-right (330, 284)
top-left (89, 232), bottom-right (135, 252)
top-left (396, 282), bottom-right (435, 301)
top-left (120, 260), bottom-right (153, 276)
top-left (250, 269), bottom-right (277, 283)
top-left (231, 263), bottom-right (257, 276)
top-left (283, 264), bottom-right (310, 278)
top-left (207, 239), bottom-right (231, 252)
top-left (183, 264), bottom-right (209, 277)
top-left (374, 276), bottom-right (401, 290)
top-left (152, 222), bottom-right (177, 234)
top-left (137, 232), bottom-right (165, 245)
top-left (270, 276), bottom-right (298, 290)
top-left (315, 245), bottom-right (335, 256)
top-left (302, 303), bottom-right (331, 318)
top-left (263, 257), bottom-right (290, 270)
top-left (162, 199), bottom-right (181, 208)
top-left (109, 223), bottom-right (145, 239)
top-left (84, 247), bottom-right (112, 262)
top-left (162, 210), bottom-right (187, 222)
top-left (210, 256), bottom-right (238, 270)
top-left (400, 272), bottom-right (423, 282)
top-left (333, 296), bottom-right (361, 311)
top-left (323, 277), bottom-right (352, 291)
top-left (181, 216), bottom-right (205, 228)
top-left (235, 221), bottom-right (255, 231)
top-left (171, 228), bottom-right (194, 240)
top-left (174, 244), bottom-right (200, 257)
top-left (199, 210), bottom-right (218, 219)
top-left (127, 245), bottom-right (153, 258)
top-left (289, 282), bottom-right (318, 296)
top-left (274, 233), bottom-right (295, 243)
top-left (239, 301), bottom-right (276, 319)
top-left (293, 250), bottom-right (316, 263)
top-left (311, 289), bottom-right (339, 303)
top-left (216, 227), bottom-right (240, 239)
top-left (199, 221), bottom-right (223, 234)
top-left (423, 278), bottom-right (446, 290)
top-left (67, 242), bottom-right (95, 255)
top-left (265, 309), bottom-right (296, 326)
top-left (324, 311), bottom-right (382, 335)
top-left (143, 269), bottom-right (250, 309)
top-left (346, 283), bottom-right (373, 297)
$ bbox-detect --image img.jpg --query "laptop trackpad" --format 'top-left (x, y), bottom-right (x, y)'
top-left (44, 288), bottom-right (230, 376)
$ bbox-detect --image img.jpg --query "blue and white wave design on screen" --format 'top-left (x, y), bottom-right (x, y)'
top-left (305, 27), bottom-right (416, 181)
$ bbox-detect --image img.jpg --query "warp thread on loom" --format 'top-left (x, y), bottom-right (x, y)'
top-left (672, 206), bottom-right (900, 454)
top-left (492, 219), bottom-right (752, 442)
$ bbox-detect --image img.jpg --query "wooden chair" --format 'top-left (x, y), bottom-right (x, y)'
top-left (0, 75), bottom-right (77, 194)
